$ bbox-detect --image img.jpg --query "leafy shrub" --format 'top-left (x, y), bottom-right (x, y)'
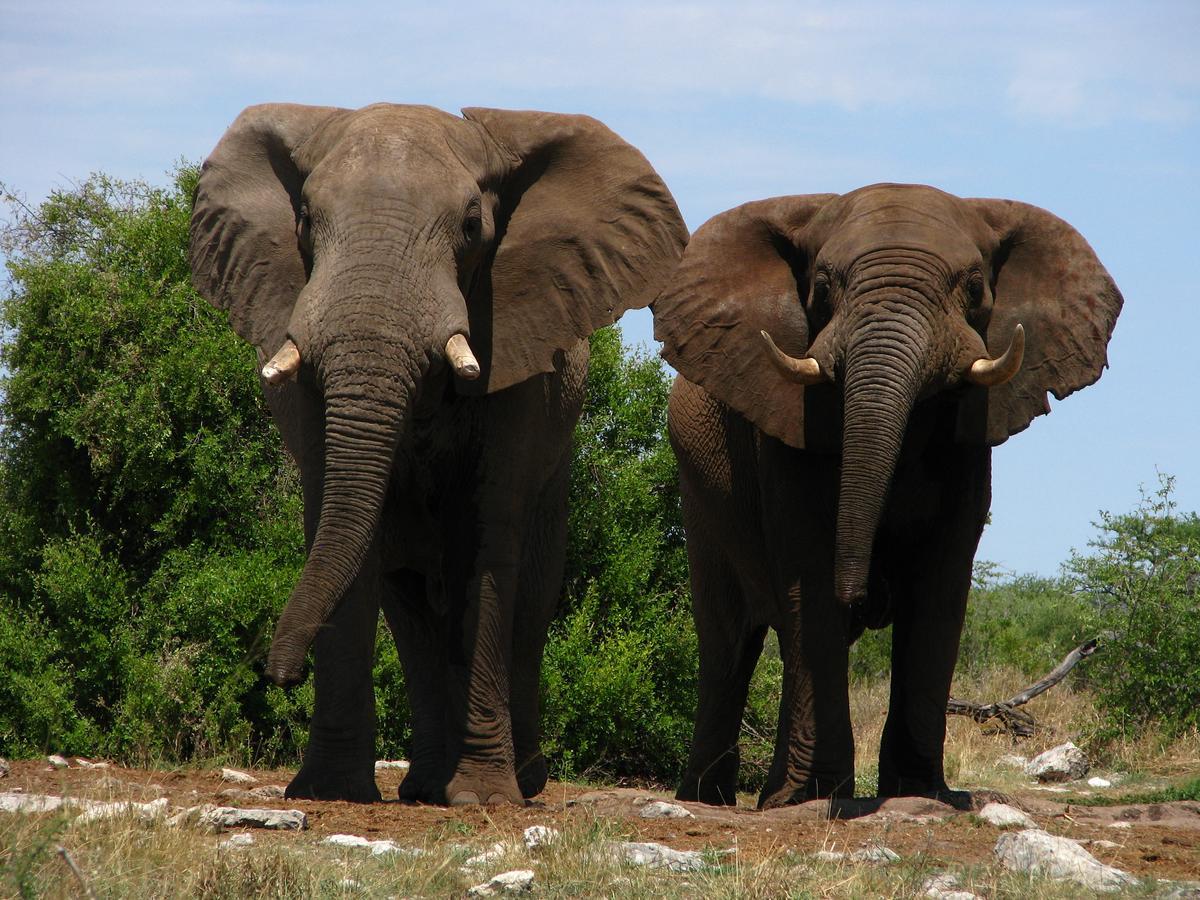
top-left (1066, 473), bottom-right (1200, 738)
top-left (541, 328), bottom-right (697, 782)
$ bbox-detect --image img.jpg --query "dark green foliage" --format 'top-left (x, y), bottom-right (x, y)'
top-left (958, 574), bottom-right (1090, 678)
top-left (0, 170), bottom-right (312, 760)
top-left (541, 327), bottom-right (697, 781)
top-left (1065, 474), bottom-right (1200, 738)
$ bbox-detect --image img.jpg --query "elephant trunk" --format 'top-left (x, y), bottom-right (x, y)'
top-left (266, 348), bottom-right (416, 686)
top-left (833, 320), bottom-right (925, 605)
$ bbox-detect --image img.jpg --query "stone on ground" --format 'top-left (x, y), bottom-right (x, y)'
top-left (219, 767), bottom-right (257, 785)
top-left (1088, 776), bottom-right (1113, 788)
top-left (921, 873), bottom-right (982, 899)
top-left (1, 792), bottom-right (65, 813)
top-left (75, 797), bottom-right (168, 823)
top-left (323, 833), bottom-right (420, 856)
top-left (463, 842), bottom-right (511, 868)
top-left (611, 841), bottom-right (707, 872)
top-left (467, 869), bottom-right (535, 896)
top-left (47, 755), bottom-right (69, 769)
top-left (638, 800), bottom-right (694, 819)
top-left (1025, 741), bottom-right (1089, 782)
top-left (198, 805), bottom-right (306, 831)
top-left (850, 845), bottom-right (899, 863)
top-left (994, 828), bottom-right (1136, 892)
top-left (523, 825), bottom-right (559, 849)
top-left (218, 833), bottom-right (255, 850)
top-left (978, 802), bottom-right (1036, 829)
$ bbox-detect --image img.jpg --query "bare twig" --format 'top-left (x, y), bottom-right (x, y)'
top-left (946, 638), bottom-right (1100, 736)
top-left (55, 845), bottom-right (96, 900)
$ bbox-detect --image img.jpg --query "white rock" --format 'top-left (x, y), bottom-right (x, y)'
top-left (250, 785), bottom-right (286, 799)
top-left (611, 841), bottom-right (707, 872)
top-left (198, 806), bottom-right (306, 831)
top-left (1087, 839), bottom-right (1121, 850)
top-left (1108, 821), bottom-right (1133, 830)
top-left (921, 873), bottom-right (982, 900)
top-left (995, 829), bottom-right (1137, 892)
top-left (978, 802), bottom-right (1036, 829)
top-left (638, 800), bottom-right (695, 819)
top-left (463, 842), bottom-right (511, 868)
top-left (1088, 776), bottom-right (1113, 788)
top-left (218, 833), bottom-right (255, 850)
top-left (0, 791), bottom-right (66, 813)
top-left (1025, 741), bottom-right (1089, 782)
top-left (47, 755), bottom-right (70, 769)
top-left (523, 825), bottom-right (559, 849)
top-left (72, 757), bottom-right (108, 769)
top-left (467, 869), bottom-right (535, 896)
top-left (322, 833), bottom-right (420, 857)
top-left (815, 850), bottom-right (845, 862)
top-left (75, 797), bottom-right (168, 824)
top-left (220, 767), bottom-right (257, 785)
top-left (338, 879), bottom-right (361, 890)
top-left (374, 759), bottom-right (411, 771)
top-left (850, 845), bottom-right (899, 863)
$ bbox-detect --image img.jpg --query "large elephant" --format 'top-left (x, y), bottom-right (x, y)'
top-left (189, 103), bottom-right (686, 805)
top-left (653, 184), bottom-right (1121, 808)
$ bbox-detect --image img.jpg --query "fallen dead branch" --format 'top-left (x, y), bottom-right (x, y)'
top-left (947, 638), bottom-right (1100, 737)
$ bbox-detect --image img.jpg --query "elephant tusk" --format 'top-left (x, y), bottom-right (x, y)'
top-left (760, 330), bottom-right (828, 385)
top-left (966, 323), bottom-right (1025, 387)
top-left (262, 339), bottom-right (301, 384)
top-left (445, 333), bottom-right (481, 380)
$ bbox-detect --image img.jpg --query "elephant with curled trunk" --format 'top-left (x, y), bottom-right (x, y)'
top-left (189, 103), bottom-right (687, 805)
top-left (653, 184), bottom-right (1121, 808)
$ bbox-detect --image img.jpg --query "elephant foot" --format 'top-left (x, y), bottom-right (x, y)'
top-left (877, 775), bottom-right (972, 810)
top-left (398, 764), bottom-right (446, 805)
top-left (285, 764), bottom-right (381, 803)
top-left (515, 754), bottom-right (548, 800)
top-left (445, 772), bottom-right (525, 807)
top-left (757, 772), bottom-right (854, 810)
top-left (676, 773), bottom-right (738, 807)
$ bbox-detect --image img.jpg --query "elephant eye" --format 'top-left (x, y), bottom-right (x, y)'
top-left (462, 212), bottom-right (481, 242)
top-left (965, 272), bottom-right (984, 307)
top-left (811, 273), bottom-right (831, 307)
top-left (296, 203), bottom-right (311, 240)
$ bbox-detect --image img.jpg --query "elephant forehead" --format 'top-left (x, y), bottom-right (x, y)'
top-left (303, 104), bottom-right (482, 175)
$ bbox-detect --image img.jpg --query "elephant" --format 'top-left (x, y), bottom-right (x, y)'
top-left (188, 102), bottom-right (687, 805)
top-left (652, 184), bottom-right (1121, 809)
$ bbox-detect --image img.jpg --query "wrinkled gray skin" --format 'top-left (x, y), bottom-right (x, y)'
top-left (653, 185), bottom-right (1121, 808)
top-left (190, 103), bottom-right (686, 805)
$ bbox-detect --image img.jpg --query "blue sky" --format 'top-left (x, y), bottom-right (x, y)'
top-left (2, 1), bottom-right (1197, 576)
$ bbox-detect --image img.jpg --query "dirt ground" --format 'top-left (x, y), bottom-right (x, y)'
top-left (4, 760), bottom-right (1198, 881)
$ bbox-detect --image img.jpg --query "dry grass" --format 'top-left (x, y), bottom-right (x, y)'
top-left (0, 808), bottom-right (1130, 899)
top-left (3, 666), bottom-right (1196, 898)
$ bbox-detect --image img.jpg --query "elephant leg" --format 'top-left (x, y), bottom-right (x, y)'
top-left (676, 535), bottom-right (766, 806)
top-left (509, 466), bottom-right (571, 800)
top-left (285, 554), bottom-right (382, 802)
top-left (759, 579), bottom-right (855, 809)
top-left (380, 569), bottom-right (448, 804)
top-left (877, 451), bottom-right (989, 802)
top-left (442, 557), bottom-right (524, 806)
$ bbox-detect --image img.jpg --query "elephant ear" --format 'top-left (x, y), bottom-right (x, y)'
top-left (190, 103), bottom-right (347, 358)
top-left (961, 199), bottom-right (1123, 445)
top-left (461, 108), bottom-right (688, 393)
top-left (653, 195), bottom-right (838, 449)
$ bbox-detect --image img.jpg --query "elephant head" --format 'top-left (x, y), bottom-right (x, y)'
top-left (190, 103), bottom-right (686, 685)
top-left (654, 183), bottom-right (1121, 606)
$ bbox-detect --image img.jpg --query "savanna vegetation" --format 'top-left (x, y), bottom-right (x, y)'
top-left (0, 167), bottom-right (1197, 792)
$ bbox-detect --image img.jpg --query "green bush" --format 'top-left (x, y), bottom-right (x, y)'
top-left (1066, 473), bottom-right (1200, 738)
top-left (541, 327), bottom-right (697, 782)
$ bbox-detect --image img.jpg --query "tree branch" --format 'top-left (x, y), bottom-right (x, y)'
top-left (947, 638), bottom-right (1100, 736)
